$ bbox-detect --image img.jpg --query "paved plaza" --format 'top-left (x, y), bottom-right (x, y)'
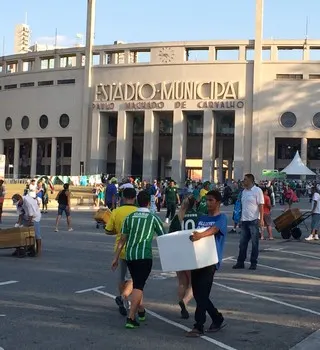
top-left (0, 200), bottom-right (319, 350)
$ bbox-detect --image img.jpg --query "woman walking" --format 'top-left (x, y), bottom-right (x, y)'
top-left (169, 196), bottom-right (198, 319)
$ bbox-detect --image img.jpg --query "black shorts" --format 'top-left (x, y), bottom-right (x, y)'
top-left (127, 259), bottom-right (152, 291)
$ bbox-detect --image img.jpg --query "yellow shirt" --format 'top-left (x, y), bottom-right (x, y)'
top-left (105, 205), bottom-right (137, 260)
top-left (200, 188), bottom-right (208, 199)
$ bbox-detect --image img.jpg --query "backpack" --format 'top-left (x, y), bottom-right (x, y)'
top-left (56, 190), bottom-right (66, 204)
top-left (232, 190), bottom-right (243, 224)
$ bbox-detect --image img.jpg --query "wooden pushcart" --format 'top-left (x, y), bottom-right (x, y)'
top-left (274, 208), bottom-right (311, 240)
top-left (0, 226), bottom-right (36, 257)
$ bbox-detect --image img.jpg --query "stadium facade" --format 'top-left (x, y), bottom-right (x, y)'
top-left (1, 0), bottom-right (320, 184)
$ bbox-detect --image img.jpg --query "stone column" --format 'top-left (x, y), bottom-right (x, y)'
top-left (301, 138), bottom-right (308, 164)
top-left (0, 139), bottom-right (4, 154)
top-left (13, 138), bottom-right (20, 179)
top-left (30, 138), bottom-right (38, 177)
top-left (0, 140), bottom-right (4, 177)
top-left (228, 159), bottom-right (233, 181)
top-left (267, 133), bottom-right (275, 169)
top-left (115, 111), bottom-right (133, 179)
top-left (300, 137), bottom-right (308, 180)
top-left (34, 57), bottom-right (41, 71)
top-left (160, 157), bottom-right (165, 179)
top-left (80, 0), bottom-right (96, 174)
top-left (60, 142), bottom-right (65, 175)
top-left (202, 110), bottom-right (215, 182)
top-left (303, 45), bottom-right (310, 61)
top-left (50, 137), bottom-right (57, 176)
top-left (76, 53), bottom-right (82, 67)
top-left (18, 60), bottom-right (24, 72)
top-left (171, 110), bottom-right (187, 186)
top-left (44, 142), bottom-right (48, 175)
top-left (251, 0), bottom-right (264, 177)
top-left (70, 138), bottom-right (79, 176)
top-left (89, 109), bottom-right (109, 174)
top-left (234, 108), bottom-right (245, 181)
top-left (143, 110), bottom-right (159, 182)
top-left (218, 139), bottom-right (224, 183)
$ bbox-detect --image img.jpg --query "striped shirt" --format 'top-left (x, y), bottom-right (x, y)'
top-left (169, 209), bottom-right (199, 233)
top-left (122, 207), bottom-right (164, 261)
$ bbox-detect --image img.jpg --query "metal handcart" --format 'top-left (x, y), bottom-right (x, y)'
top-left (274, 208), bottom-right (312, 240)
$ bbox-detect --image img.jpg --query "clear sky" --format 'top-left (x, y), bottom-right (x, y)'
top-left (1, 0), bottom-right (320, 55)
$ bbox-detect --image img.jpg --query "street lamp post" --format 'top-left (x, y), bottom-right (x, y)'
top-left (80, 0), bottom-right (96, 175)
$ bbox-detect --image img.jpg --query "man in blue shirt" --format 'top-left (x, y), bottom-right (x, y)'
top-left (187, 189), bottom-right (227, 337)
top-left (105, 178), bottom-right (118, 210)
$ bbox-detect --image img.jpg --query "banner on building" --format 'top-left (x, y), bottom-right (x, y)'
top-left (43, 174), bottom-right (104, 186)
top-left (262, 169), bottom-right (286, 179)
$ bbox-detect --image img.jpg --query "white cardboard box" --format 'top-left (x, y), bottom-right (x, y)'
top-left (156, 229), bottom-right (219, 272)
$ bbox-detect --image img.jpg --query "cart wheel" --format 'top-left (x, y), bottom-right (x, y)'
top-left (281, 230), bottom-right (291, 240)
top-left (96, 223), bottom-right (99, 229)
top-left (27, 240), bottom-right (37, 257)
top-left (17, 247), bottom-right (27, 258)
top-left (291, 227), bottom-right (302, 240)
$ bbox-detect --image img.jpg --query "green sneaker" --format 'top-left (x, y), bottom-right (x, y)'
top-left (138, 310), bottom-right (146, 322)
top-left (125, 318), bottom-right (140, 329)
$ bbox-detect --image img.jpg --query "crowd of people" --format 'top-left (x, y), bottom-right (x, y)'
top-left (2, 172), bottom-right (319, 334)
top-left (102, 173), bottom-right (320, 333)
top-left (108, 185), bottom-right (228, 335)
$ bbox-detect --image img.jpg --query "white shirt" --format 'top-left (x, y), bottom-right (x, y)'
top-left (241, 185), bottom-right (264, 221)
top-left (119, 183), bottom-right (134, 190)
top-left (21, 195), bottom-right (42, 222)
top-left (28, 183), bottom-right (37, 198)
top-left (312, 192), bottom-right (320, 214)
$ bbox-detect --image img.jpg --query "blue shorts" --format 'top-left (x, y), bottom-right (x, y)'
top-left (22, 220), bottom-right (41, 240)
top-left (58, 204), bottom-right (70, 217)
top-left (34, 221), bottom-right (41, 240)
top-left (311, 213), bottom-right (320, 230)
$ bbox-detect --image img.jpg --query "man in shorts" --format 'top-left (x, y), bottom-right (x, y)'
top-left (306, 186), bottom-right (320, 241)
top-left (55, 183), bottom-right (73, 232)
top-left (105, 187), bottom-right (137, 316)
top-left (112, 190), bottom-right (165, 329)
top-left (12, 193), bottom-right (42, 257)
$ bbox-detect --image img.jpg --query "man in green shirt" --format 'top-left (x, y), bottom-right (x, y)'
top-left (197, 195), bottom-right (208, 215)
top-left (112, 190), bottom-right (165, 329)
top-left (162, 180), bottom-right (180, 224)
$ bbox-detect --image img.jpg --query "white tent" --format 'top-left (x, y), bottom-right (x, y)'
top-left (281, 151), bottom-right (316, 176)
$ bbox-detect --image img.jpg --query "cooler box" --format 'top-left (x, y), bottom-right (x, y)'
top-left (274, 208), bottom-right (302, 232)
top-left (156, 229), bottom-right (218, 272)
top-left (94, 208), bottom-right (112, 224)
top-left (0, 227), bottom-right (35, 249)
